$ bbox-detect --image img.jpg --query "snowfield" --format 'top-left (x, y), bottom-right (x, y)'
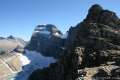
top-left (24, 50), bottom-right (56, 68)
top-left (14, 50), bottom-right (56, 80)
top-left (17, 53), bottom-right (30, 66)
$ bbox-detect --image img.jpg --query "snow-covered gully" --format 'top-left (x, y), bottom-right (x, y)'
top-left (14, 50), bottom-right (56, 80)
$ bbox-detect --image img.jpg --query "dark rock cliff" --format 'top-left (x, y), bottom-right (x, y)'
top-left (29, 4), bottom-right (120, 80)
top-left (26, 24), bottom-right (65, 58)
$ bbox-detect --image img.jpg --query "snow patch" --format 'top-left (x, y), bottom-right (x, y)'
top-left (36, 26), bottom-right (46, 30)
top-left (14, 50), bottom-right (56, 80)
top-left (17, 53), bottom-right (30, 66)
top-left (39, 30), bottom-right (51, 35)
top-left (53, 32), bottom-right (61, 37)
top-left (34, 30), bottom-right (51, 35)
top-left (24, 50), bottom-right (56, 68)
top-left (61, 32), bottom-right (68, 39)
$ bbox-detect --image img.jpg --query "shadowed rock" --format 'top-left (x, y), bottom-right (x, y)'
top-left (29, 4), bottom-right (120, 80)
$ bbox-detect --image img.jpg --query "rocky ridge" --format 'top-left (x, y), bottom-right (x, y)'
top-left (29, 4), bottom-right (120, 80)
top-left (0, 35), bottom-right (26, 52)
top-left (0, 36), bottom-right (26, 80)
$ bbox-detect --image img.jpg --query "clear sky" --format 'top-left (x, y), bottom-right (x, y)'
top-left (0, 0), bottom-right (120, 40)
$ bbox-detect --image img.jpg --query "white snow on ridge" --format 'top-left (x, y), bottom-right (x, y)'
top-left (14, 50), bottom-right (56, 80)
top-left (53, 32), bottom-right (61, 37)
top-left (33, 25), bottom-right (51, 35)
top-left (34, 30), bottom-right (51, 35)
top-left (39, 30), bottom-right (51, 35)
top-left (17, 53), bottom-right (30, 66)
top-left (61, 32), bottom-right (68, 39)
top-left (36, 26), bottom-right (46, 30)
top-left (24, 50), bottom-right (56, 68)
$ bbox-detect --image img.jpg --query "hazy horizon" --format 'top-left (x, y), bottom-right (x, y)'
top-left (0, 0), bottom-right (120, 40)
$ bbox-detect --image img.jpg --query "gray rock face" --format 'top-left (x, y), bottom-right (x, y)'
top-left (26, 24), bottom-right (65, 58)
top-left (29, 4), bottom-right (120, 80)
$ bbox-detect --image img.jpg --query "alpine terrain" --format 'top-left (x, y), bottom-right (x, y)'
top-left (0, 4), bottom-right (120, 80)
top-left (29, 4), bottom-right (120, 80)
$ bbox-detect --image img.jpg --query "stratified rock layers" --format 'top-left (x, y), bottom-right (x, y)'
top-left (29, 4), bottom-right (120, 80)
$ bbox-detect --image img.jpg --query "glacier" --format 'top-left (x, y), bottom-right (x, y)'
top-left (13, 50), bottom-right (56, 80)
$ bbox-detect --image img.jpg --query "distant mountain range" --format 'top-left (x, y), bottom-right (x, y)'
top-left (0, 4), bottom-right (120, 80)
top-left (0, 35), bottom-right (26, 51)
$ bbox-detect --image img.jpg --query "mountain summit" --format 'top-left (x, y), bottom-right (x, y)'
top-left (34, 24), bottom-right (63, 37)
top-left (26, 24), bottom-right (65, 58)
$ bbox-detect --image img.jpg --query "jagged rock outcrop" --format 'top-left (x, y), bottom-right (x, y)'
top-left (29, 4), bottom-right (120, 80)
top-left (26, 24), bottom-right (65, 58)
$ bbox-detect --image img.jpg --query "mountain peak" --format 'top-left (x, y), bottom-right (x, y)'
top-left (26, 24), bottom-right (65, 58)
top-left (84, 4), bottom-right (120, 28)
top-left (89, 4), bottom-right (103, 11)
top-left (85, 4), bottom-right (103, 22)
top-left (35, 24), bottom-right (57, 31)
top-left (34, 24), bottom-right (63, 37)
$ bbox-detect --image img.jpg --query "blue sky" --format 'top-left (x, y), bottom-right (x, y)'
top-left (0, 0), bottom-right (120, 40)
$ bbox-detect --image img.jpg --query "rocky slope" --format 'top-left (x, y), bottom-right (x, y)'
top-left (26, 24), bottom-right (65, 58)
top-left (29, 4), bottom-right (120, 80)
top-left (0, 35), bottom-right (26, 52)
top-left (0, 35), bottom-right (56, 80)
top-left (0, 36), bottom-right (27, 80)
